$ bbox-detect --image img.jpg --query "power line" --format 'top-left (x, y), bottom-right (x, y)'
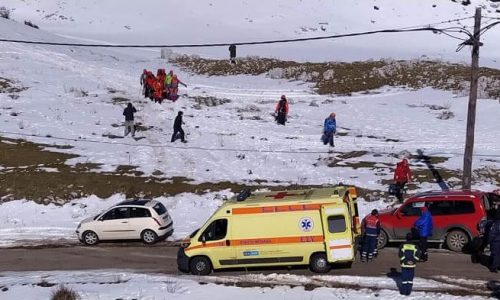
top-left (1, 130), bottom-right (499, 158)
top-left (0, 26), bottom-right (469, 48)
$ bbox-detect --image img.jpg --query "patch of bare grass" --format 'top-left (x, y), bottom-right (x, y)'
top-left (51, 285), bottom-right (80, 300)
top-left (171, 56), bottom-right (500, 98)
top-left (0, 77), bottom-right (28, 95)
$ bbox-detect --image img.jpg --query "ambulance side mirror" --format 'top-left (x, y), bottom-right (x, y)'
top-left (201, 235), bottom-right (206, 244)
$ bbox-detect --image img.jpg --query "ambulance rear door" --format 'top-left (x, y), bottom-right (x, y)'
top-left (320, 204), bottom-right (354, 263)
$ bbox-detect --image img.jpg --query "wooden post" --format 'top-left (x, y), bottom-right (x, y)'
top-left (462, 7), bottom-right (481, 190)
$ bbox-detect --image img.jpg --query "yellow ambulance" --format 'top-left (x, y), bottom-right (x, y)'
top-left (177, 186), bottom-right (359, 275)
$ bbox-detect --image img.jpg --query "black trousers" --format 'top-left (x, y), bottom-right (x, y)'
top-left (395, 181), bottom-right (406, 202)
top-left (491, 243), bottom-right (500, 270)
top-left (276, 112), bottom-right (287, 125)
top-left (419, 236), bottom-right (428, 260)
top-left (171, 127), bottom-right (185, 142)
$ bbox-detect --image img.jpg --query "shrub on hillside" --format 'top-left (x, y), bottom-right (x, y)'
top-left (0, 6), bottom-right (10, 19)
top-left (24, 20), bottom-right (39, 29)
top-left (51, 285), bottom-right (80, 300)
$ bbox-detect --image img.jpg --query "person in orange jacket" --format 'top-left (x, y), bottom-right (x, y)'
top-left (144, 72), bottom-right (156, 100)
top-left (168, 74), bottom-right (187, 101)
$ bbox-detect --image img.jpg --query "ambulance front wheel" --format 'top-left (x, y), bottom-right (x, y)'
top-left (309, 253), bottom-right (331, 273)
top-left (189, 256), bottom-right (212, 275)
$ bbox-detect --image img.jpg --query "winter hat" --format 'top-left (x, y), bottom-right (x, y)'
top-left (371, 209), bottom-right (379, 216)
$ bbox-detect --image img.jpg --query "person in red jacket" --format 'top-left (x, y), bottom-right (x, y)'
top-left (361, 209), bottom-right (381, 262)
top-left (394, 158), bottom-right (412, 202)
top-left (275, 95), bottom-right (289, 125)
top-left (144, 72), bottom-right (156, 100)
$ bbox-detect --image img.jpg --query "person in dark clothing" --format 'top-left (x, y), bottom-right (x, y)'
top-left (274, 95), bottom-right (289, 125)
top-left (488, 215), bottom-right (500, 273)
top-left (123, 103), bottom-right (137, 137)
top-left (171, 111), bottom-right (186, 143)
top-left (229, 44), bottom-right (236, 64)
top-left (399, 233), bottom-right (421, 296)
top-left (414, 206), bottom-right (433, 261)
top-left (361, 209), bottom-right (381, 262)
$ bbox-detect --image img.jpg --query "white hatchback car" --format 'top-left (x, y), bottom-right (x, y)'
top-left (76, 199), bottom-right (174, 245)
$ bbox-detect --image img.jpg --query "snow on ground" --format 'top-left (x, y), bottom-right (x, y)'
top-left (0, 192), bottom-right (233, 247)
top-left (0, 270), bottom-right (492, 300)
top-left (0, 1), bottom-right (499, 298)
top-left (0, 190), bottom-right (385, 247)
top-left (0, 0), bottom-right (499, 247)
top-left (3, 0), bottom-right (500, 67)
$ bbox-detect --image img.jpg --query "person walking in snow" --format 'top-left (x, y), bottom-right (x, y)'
top-left (323, 112), bottom-right (337, 147)
top-left (413, 206), bottom-right (433, 262)
top-left (488, 213), bottom-right (500, 273)
top-left (394, 158), bottom-right (412, 202)
top-left (399, 232), bottom-right (421, 296)
top-left (140, 69), bottom-right (147, 94)
top-left (361, 209), bottom-right (381, 262)
top-left (123, 103), bottom-right (137, 137)
top-left (169, 74), bottom-right (187, 101)
top-left (229, 44), bottom-right (237, 64)
top-left (275, 95), bottom-right (289, 125)
top-left (171, 111), bottom-right (186, 143)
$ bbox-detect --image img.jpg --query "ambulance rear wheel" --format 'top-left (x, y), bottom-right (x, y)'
top-left (189, 256), bottom-right (212, 275)
top-left (310, 253), bottom-right (331, 273)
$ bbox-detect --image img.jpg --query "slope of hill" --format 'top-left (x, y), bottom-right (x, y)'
top-left (2, 0), bottom-right (500, 65)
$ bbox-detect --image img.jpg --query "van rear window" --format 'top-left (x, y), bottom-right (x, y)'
top-left (454, 201), bottom-right (475, 214)
top-left (328, 215), bottom-right (347, 233)
top-left (153, 203), bottom-right (167, 215)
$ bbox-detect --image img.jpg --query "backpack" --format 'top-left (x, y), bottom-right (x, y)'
top-left (278, 99), bottom-right (287, 113)
top-left (388, 183), bottom-right (401, 196)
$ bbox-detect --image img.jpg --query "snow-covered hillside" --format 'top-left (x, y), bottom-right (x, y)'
top-left (1, 1), bottom-right (500, 299)
top-left (2, 0), bottom-right (500, 65)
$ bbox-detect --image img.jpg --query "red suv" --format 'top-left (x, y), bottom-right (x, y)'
top-left (376, 190), bottom-right (496, 252)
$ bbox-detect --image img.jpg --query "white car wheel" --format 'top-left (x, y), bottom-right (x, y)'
top-left (141, 229), bottom-right (158, 244)
top-left (83, 231), bottom-right (99, 246)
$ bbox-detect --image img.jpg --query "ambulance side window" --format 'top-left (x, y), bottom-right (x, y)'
top-left (200, 219), bottom-right (228, 242)
top-left (327, 215), bottom-right (347, 233)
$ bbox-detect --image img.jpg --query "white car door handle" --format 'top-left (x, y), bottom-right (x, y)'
top-left (121, 221), bottom-right (128, 224)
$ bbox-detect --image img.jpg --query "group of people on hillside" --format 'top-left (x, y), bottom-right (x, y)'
top-left (361, 205), bottom-right (432, 296)
top-left (273, 95), bottom-right (337, 147)
top-left (122, 103), bottom-right (186, 143)
top-left (362, 192), bottom-right (500, 296)
top-left (140, 69), bottom-right (187, 103)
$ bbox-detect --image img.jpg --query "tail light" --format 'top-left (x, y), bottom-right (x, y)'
top-left (153, 217), bottom-right (162, 226)
top-left (478, 217), bottom-right (487, 235)
top-left (354, 216), bottom-right (361, 234)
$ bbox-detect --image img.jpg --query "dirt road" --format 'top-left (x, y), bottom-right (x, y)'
top-left (0, 244), bottom-right (496, 282)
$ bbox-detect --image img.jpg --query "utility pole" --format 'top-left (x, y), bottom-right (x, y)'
top-left (462, 7), bottom-right (481, 190)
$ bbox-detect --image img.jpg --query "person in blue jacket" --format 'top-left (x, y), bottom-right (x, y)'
top-left (488, 215), bottom-right (500, 273)
top-left (414, 206), bottom-right (433, 261)
top-left (323, 112), bottom-right (337, 147)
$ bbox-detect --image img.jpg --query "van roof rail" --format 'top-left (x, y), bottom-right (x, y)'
top-left (236, 189), bottom-right (252, 201)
